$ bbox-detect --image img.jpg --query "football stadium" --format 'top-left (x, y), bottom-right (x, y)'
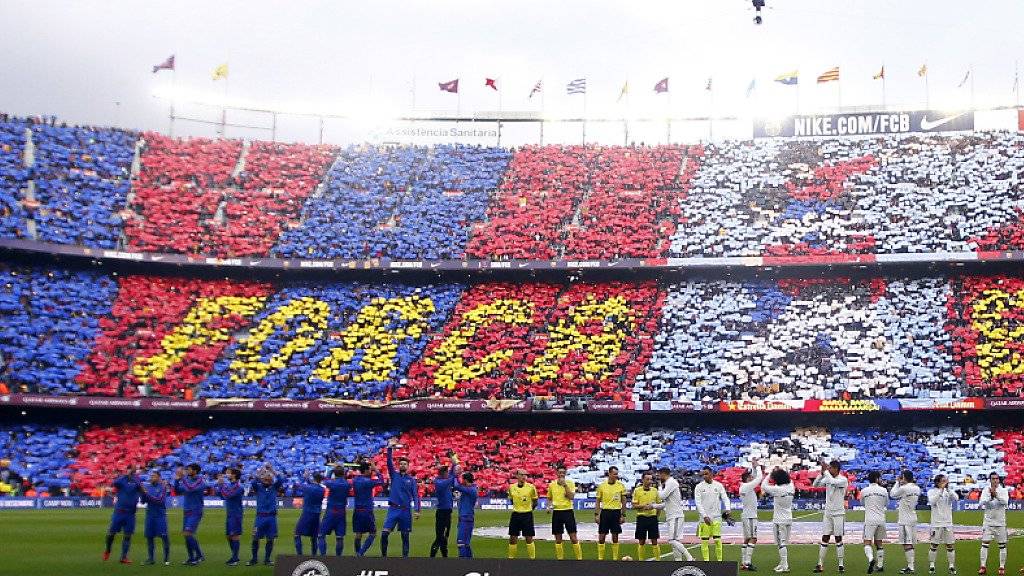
top-left (2, 1), bottom-right (1024, 575)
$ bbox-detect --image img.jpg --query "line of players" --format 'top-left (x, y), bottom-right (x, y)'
top-left (101, 446), bottom-right (1011, 574)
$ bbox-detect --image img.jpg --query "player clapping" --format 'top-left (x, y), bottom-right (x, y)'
top-left (140, 470), bottom-right (170, 566)
top-left (103, 464), bottom-right (142, 564)
top-left (761, 467), bottom-right (795, 573)
top-left (215, 467), bottom-right (244, 566)
top-left (248, 464), bottom-right (283, 566)
top-left (294, 472), bottom-right (325, 555)
top-left (890, 470), bottom-right (922, 574)
top-left (861, 471), bottom-right (889, 574)
top-left (927, 474), bottom-right (958, 575)
top-left (978, 473), bottom-right (1009, 576)
top-left (813, 459), bottom-right (849, 574)
top-left (739, 458), bottom-right (765, 571)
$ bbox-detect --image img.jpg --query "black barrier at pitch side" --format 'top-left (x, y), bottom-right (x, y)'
top-left (275, 556), bottom-right (738, 576)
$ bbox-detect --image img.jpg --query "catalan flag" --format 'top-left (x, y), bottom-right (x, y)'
top-left (873, 66), bottom-right (885, 80)
top-left (774, 71), bottom-right (798, 85)
top-left (211, 63), bottom-right (229, 81)
top-left (817, 67), bottom-right (840, 84)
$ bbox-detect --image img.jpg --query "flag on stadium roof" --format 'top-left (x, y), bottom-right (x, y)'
top-left (566, 78), bottom-right (586, 95)
top-left (485, 78), bottom-right (498, 91)
top-left (439, 79), bottom-right (459, 93)
top-left (873, 65), bottom-right (885, 80)
top-left (529, 79), bottom-right (542, 99)
top-left (746, 78), bottom-right (756, 97)
top-left (957, 69), bottom-right (971, 88)
top-left (211, 63), bottom-right (228, 81)
top-left (775, 71), bottom-right (798, 85)
top-left (817, 67), bottom-right (840, 83)
top-left (617, 81), bottom-right (629, 102)
top-left (705, 77), bottom-right (713, 91)
top-left (654, 77), bottom-right (669, 93)
top-left (918, 64), bottom-right (928, 77)
top-left (152, 55), bottom-right (174, 74)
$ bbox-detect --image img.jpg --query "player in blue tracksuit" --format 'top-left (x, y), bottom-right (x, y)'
top-left (430, 452), bottom-right (460, 557)
top-left (140, 470), bottom-right (170, 565)
top-left (319, 465), bottom-right (351, 556)
top-left (216, 467), bottom-right (245, 566)
top-left (104, 465), bottom-right (142, 564)
top-left (381, 439), bottom-right (421, 558)
top-left (248, 466), bottom-right (284, 566)
top-left (455, 471), bottom-right (479, 558)
top-left (352, 461), bottom-right (383, 556)
top-left (294, 472), bottom-right (325, 555)
top-left (174, 463), bottom-right (208, 566)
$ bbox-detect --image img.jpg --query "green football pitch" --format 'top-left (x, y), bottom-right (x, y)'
top-left (0, 509), bottom-right (1019, 576)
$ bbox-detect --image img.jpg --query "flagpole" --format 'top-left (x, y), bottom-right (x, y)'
top-left (970, 64), bottom-right (976, 110)
top-left (220, 73), bottom-right (228, 137)
top-left (708, 80), bottom-right (714, 142)
top-left (497, 76), bottom-right (503, 147)
top-left (541, 78), bottom-right (545, 146)
top-left (1016, 60), bottom-right (1021, 107)
top-left (924, 63), bottom-right (930, 110)
top-left (411, 75), bottom-right (417, 111)
top-left (882, 68), bottom-right (887, 110)
top-left (582, 86), bottom-right (587, 145)
top-left (169, 67), bottom-right (177, 137)
top-left (666, 88), bottom-right (672, 144)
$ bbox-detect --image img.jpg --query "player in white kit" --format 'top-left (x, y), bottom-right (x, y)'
top-left (927, 474), bottom-right (958, 575)
top-left (739, 458), bottom-right (765, 571)
top-left (761, 467), bottom-right (795, 573)
top-left (861, 471), bottom-right (890, 574)
top-left (890, 470), bottom-right (922, 574)
top-left (813, 460), bottom-right (850, 573)
top-left (657, 467), bottom-right (694, 561)
top-left (978, 472), bottom-right (1008, 576)
top-left (695, 466), bottom-right (732, 562)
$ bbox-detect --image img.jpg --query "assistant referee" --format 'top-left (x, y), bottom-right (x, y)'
top-left (507, 469), bottom-right (538, 559)
top-left (595, 465), bottom-right (627, 560)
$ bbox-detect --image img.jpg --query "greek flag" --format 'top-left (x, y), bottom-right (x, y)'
top-left (566, 78), bottom-right (586, 95)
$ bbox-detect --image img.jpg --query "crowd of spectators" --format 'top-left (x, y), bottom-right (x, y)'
top-left (636, 277), bottom-right (960, 402)
top-left (947, 276), bottom-right (1024, 398)
top-left (465, 145), bottom-right (699, 259)
top-left (2, 423), bottom-right (1022, 500)
top-left (0, 265), bottom-right (116, 394)
top-left (671, 132), bottom-right (1024, 257)
top-left (30, 123), bottom-right (135, 248)
top-left (403, 281), bottom-right (661, 400)
top-left (273, 144), bottom-right (511, 260)
top-left (199, 282), bottom-right (462, 400)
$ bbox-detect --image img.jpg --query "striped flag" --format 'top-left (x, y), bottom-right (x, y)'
top-left (775, 71), bottom-right (798, 85)
top-left (529, 79), bottom-right (542, 99)
top-left (873, 66), bottom-right (885, 80)
top-left (817, 67), bottom-right (840, 84)
top-left (566, 78), bottom-right (586, 95)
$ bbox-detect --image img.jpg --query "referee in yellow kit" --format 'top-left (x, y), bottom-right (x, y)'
top-left (595, 466), bottom-right (627, 560)
top-left (507, 469), bottom-right (538, 559)
top-left (633, 470), bottom-right (663, 561)
top-left (547, 465), bottom-right (583, 560)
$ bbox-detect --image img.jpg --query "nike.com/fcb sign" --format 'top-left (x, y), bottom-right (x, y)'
top-left (753, 110), bottom-right (975, 138)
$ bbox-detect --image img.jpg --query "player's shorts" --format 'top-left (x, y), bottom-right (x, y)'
top-left (551, 509), bottom-right (577, 535)
top-left (225, 514), bottom-right (243, 537)
top-left (698, 519), bottom-right (722, 539)
top-left (352, 508), bottom-right (376, 534)
top-left (598, 509), bottom-right (623, 535)
top-left (665, 517), bottom-right (686, 541)
top-left (182, 509), bottom-right (203, 533)
top-left (144, 516), bottom-right (168, 539)
top-left (863, 522), bottom-right (886, 541)
top-left (981, 525), bottom-right (1008, 544)
top-left (773, 523), bottom-right (792, 545)
top-left (635, 516), bottom-right (660, 541)
top-left (319, 508), bottom-right (347, 536)
top-left (929, 527), bottom-right (954, 545)
top-left (897, 524), bottom-right (916, 545)
top-left (821, 514), bottom-right (845, 537)
top-left (108, 511), bottom-right (136, 535)
top-left (254, 513), bottom-right (278, 539)
top-left (295, 511), bottom-right (320, 537)
top-left (742, 518), bottom-right (759, 540)
top-left (508, 512), bottom-right (535, 538)
top-left (457, 515), bottom-right (475, 546)
top-left (383, 507), bottom-right (413, 533)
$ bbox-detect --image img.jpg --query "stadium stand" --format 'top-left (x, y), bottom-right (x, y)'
top-left (2, 423), bottom-right (1020, 498)
top-left (74, 275), bottom-right (273, 397)
top-left (465, 145), bottom-right (699, 259)
top-left (273, 144), bottom-right (511, 260)
top-left (0, 118), bottom-right (30, 239)
top-left (154, 427), bottom-right (397, 496)
top-left (947, 275), bottom-right (1024, 398)
top-left (637, 277), bottom-right (959, 401)
top-left (67, 424), bottom-right (199, 496)
top-left (0, 265), bottom-right (117, 394)
top-left (671, 132), bottom-right (1024, 257)
top-left (30, 123), bottom-right (136, 248)
top-left (198, 282), bottom-right (463, 400)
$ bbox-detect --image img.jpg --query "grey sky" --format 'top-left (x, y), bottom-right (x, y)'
top-left (2, 0), bottom-right (1021, 145)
